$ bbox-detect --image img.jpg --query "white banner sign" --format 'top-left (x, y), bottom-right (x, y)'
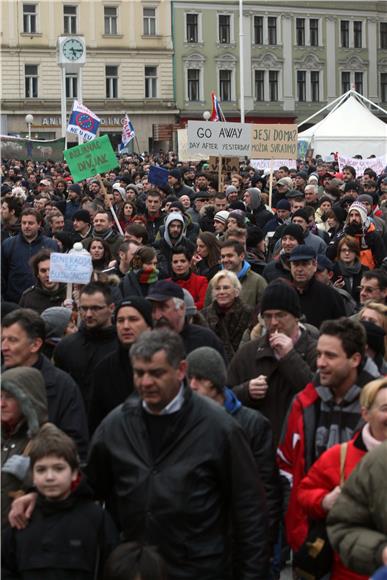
top-left (177, 128), bottom-right (208, 161)
top-left (250, 159), bottom-right (297, 171)
top-left (338, 155), bottom-right (386, 177)
top-left (187, 121), bottom-right (251, 156)
top-left (49, 252), bottom-right (93, 284)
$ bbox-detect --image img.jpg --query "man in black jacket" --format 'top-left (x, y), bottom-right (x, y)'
top-left (87, 328), bottom-right (270, 579)
top-left (18, 249), bottom-right (66, 313)
top-left (54, 282), bottom-right (118, 410)
top-left (187, 346), bottom-right (281, 553)
top-left (1, 309), bottom-right (88, 461)
top-left (88, 297), bottom-right (153, 433)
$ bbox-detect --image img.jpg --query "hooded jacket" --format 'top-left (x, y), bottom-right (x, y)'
top-left (245, 188), bottom-right (273, 228)
top-left (154, 212), bottom-right (196, 278)
top-left (1, 367), bottom-right (48, 530)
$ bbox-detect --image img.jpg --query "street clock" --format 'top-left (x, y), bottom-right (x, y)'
top-left (58, 36), bottom-right (86, 65)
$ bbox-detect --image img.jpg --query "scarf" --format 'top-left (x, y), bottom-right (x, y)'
top-left (223, 387), bottom-right (242, 415)
top-left (362, 422), bottom-right (382, 452)
top-left (137, 267), bottom-right (159, 285)
top-left (337, 260), bottom-right (362, 277)
top-left (172, 269), bottom-right (191, 281)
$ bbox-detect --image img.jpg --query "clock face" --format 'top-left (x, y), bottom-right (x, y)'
top-left (62, 38), bottom-right (84, 61)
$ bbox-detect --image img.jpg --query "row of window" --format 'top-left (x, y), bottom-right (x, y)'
top-left (24, 65), bottom-right (158, 99)
top-left (21, 3), bottom-right (387, 49)
top-left (22, 4), bottom-right (157, 36)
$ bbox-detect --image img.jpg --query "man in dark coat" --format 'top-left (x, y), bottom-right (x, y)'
top-left (54, 282), bottom-right (118, 410)
top-left (88, 297), bottom-right (153, 433)
top-left (18, 249), bottom-right (66, 313)
top-left (1, 309), bottom-right (88, 461)
top-left (2, 208), bottom-right (59, 303)
top-left (87, 328), bottom-right (270, 580)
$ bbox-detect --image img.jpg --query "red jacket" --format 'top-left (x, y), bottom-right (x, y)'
top-left (297, 432), bottom-right (367, 580)
top-left (168, 273), bottom-right (208, 310)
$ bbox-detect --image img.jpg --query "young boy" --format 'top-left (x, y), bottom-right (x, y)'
top-left (2, 425), bottom-right (118, 579)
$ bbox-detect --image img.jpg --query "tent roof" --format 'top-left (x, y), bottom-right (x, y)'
top-left (299, 95), bottom-right (387, 139)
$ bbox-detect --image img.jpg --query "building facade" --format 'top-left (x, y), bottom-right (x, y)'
top-left (1, 0), bottom-right (177, 151)
top-left (173, 0), bottom-right (387, 124)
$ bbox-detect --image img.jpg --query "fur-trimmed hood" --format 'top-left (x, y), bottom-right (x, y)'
top-left (1, 367), bottom-right (48, 437)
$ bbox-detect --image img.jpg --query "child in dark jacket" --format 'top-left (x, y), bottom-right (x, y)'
top-left (2, 426), bottom-right (119, 580)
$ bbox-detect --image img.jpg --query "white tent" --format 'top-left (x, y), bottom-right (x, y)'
top-left (298, 91), bottom-right (387, 158)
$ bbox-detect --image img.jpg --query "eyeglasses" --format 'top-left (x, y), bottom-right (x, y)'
top-left (79, 305), bottom-right (107, 313)
top-left (340, 248), bottom-right (355, 253)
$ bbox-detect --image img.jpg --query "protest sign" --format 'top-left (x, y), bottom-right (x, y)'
top-left (0, 136), bottom-right (65, 162)
top-left (149, 165), bottom-right (169, 187)
top-left (177, 129), bottom-right (208, 161)
top-left (338, 154), bottom-right (387, 177)
top-left (187, 121), bottom-right (251, 156)
top-left (250, 159), bottom-right (297, 171)
top-left (64, 134), bottom-right (118, 182)
top-left (49, 252), bottom-right (93, 285)
top-left (208, 157), bottom-right (240, 173)
top-left (250, 124), bottom-right (298, 159)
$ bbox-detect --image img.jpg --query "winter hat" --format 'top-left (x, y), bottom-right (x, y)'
top-left (168, 200), bottom-right (185, 213)
top-left (331, 205), bottom-right (347, 224)
top-left (286, 189), bottom-right (305, 199)
top-left (187, 347), bottom-right (227, 392)
top-left (344, 181), bottom-right (360, 193)
top-left (276, 199), bottom-right (291, 211)
top-left (147, 280), bottom-right (185, 302)
top-left (281, 224), bottom-right (304, 245)
top-left (227, 210), bottom-right (246, 228)
top-left (68, 183), bottom-right (82, 195)
top-left (260, 281), bottom-right (302, 318)
top-left (357, 194), bottom-right (373, 206)
top-left (246, 226), bottom-right (265, 246)
top-left (292, 208), bottom-right (309, 223)
top-left (41, 307), bottom-right (73, 340)
top-left (112, 183), bottom-right (126, 200)
top-left (114, 297), bottom-right (153, 328)
top-left (169, 168), bottom-right (182, 180)
top-left (73, 209), bottom-right (91, 224)
top-left (318, 195), bottom-right (332, 207)
top-left (245, 187), bottom-right (261, 210)
top-left (214, 210), bottom-right (230, 224)
top-left (277, 177), bottom-right (293, 188)
top-left (225, 185), bottom-right (238, 196)
top-left (182, 288), bottom-right (197, 317)
top-left (308, 174), bottom-right (319, 183)
top-left (347, 201), bottom-right (368, 225)
top-left (360, 320), bottom-right (385, 357)
top-left (228, 201), bottom-right (246, 212)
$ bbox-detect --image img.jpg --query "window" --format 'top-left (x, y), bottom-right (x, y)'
top-left (268, 17), bottom-right (277, 45)
top-left (341, 20), bottom-right (349, 47)
top-left (106, 65), bottom-right (118, 98)
top-left (311, 71), bottom-right (320, 102)
top-left (255, 70), bottom-right (265, 101)
top-left (254, 16), bottom-right (263, 45)
top-left (186, 13), bottom-right (198, 43)
top-left (297, 70), bottom-right (306, 101)
top-left (354, 71), bottom-right (363, 94)
top-left (143, 7), bottom-right (156, 36)
top-left (381, 22), bottom-right (387, 49)
top-left (25, 65), bottom-right (38, 98)
top-left (354, 21), bottom-right (362, 48)
top-left (341, 71), bottom-right (351, 92)
top-left (310, 19), bottom-right (319, 46)
top-left (145, 66), bottom-right (157, 98)
top-left (381, 73), bottom-right (387, 102)
top-left (296, 18), bottom-right (305, 46)
top-left (187, 69), bottom-right (200, 101)
top-left (269, 70), bottom-right (278, 101)
top-left (219, 14), bottom-right (230, 44)
top-left (65, 73), bottom-right (78, 98)
top-left (23, 4), bottom-right (36, 33)
top-left (219, 69), bottom-right (232, 101)
top-left (64, 5), bottom-right (77, 34)
top-left (104, 6), bottom-right (117, 35)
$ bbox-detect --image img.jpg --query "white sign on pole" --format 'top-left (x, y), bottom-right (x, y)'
top-left (250, 159), bottom-right (297, 171)
top-left (177, 128), bottom-right (209, 162)
top-left (187, 121), bottom-right (251, 156)
top-left (338, 154), bottom-right (387, 177)
top-left (49, 252), bottom-right (93, 284)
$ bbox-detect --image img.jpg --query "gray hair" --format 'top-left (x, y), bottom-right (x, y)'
top-left (130, 328), bottom-right (186, 368)
top-left (210, 269), bottom-right (241, 300)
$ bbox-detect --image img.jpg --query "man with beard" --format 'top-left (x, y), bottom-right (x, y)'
top-left (88, 297), bottom-right (153, 433)
top-left (154, 212), bottom-right (195, 278)
top-left (341, 201), bottom-right (385, 269)
top-left (146, 280), bottom-right (225, 358)
top-left (82, 210), bottom-right (124, 259)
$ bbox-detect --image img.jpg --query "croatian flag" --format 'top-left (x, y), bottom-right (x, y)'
top-left (210, 92), bottom-right (225, 122)
top-left (67, 100), bottom-right (101, 141)
top-left (119, 114), bottom-right (136, 153)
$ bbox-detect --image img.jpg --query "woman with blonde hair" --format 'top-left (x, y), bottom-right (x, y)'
top-left (296, 377), bottom-right (387, 580)
top-left (202, 270), bottom-right (253, 363)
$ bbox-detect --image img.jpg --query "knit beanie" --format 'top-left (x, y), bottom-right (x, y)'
top-left (214, 210), bottom-right (230, 224)
top-left (292, 208), bottom-right (309, 223)
top-left (357, 194), bottom-right (373, 206)
top-left (360, 320), bottom-right (385, 357)
top-left (226, 185), bottom-right (238, 196)
top-left (281, 224), bottom-right (304, 245)
top-left (114, 297), bottom-right (153, 328)
top-left (276, 199), bottom-right (291, 211)
top-left (41, 307), bottom-right (73, 339)
top-left (182, 289), bottom-right (197, 317)
top-left (68, 183), bottom-right (82, 195)
top-left (348, 201), bottom-right (368, 225)
top-left (260, 281), bottom-right (302, 318)
top-left (187, 347), bottom-right (227, 392)
top-left (331, 205), bottom-right (347, 224)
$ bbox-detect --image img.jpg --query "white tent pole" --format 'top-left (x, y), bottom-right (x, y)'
top-left (351, 90), bottom-right (387, 115)
top-left (297, 90), bottom-right (351, 129)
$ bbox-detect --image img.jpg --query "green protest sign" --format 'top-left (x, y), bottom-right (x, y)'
top-left (64, 135), bottom-right (118, 182)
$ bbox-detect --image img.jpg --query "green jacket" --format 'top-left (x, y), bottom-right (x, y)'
top-left (327, 441), bottom-right (387, 575)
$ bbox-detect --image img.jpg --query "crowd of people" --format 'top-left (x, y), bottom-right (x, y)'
top-left (1, 150), bottom-right (387, 580)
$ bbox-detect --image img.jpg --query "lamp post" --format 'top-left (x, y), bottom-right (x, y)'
top-left (203, 110), bottom-right (211, 121)
top-left (25, 114), bottom-right (34, 139)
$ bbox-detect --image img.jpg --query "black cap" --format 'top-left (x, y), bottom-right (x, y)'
top-left (288, 246), bottom-right (317, 262)
top-left (146, 280), bottom-right (184, 302)
top-left (114, 297), bottom-right (153, 328)
top-left (317, 255), bottom-right (334, 272)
